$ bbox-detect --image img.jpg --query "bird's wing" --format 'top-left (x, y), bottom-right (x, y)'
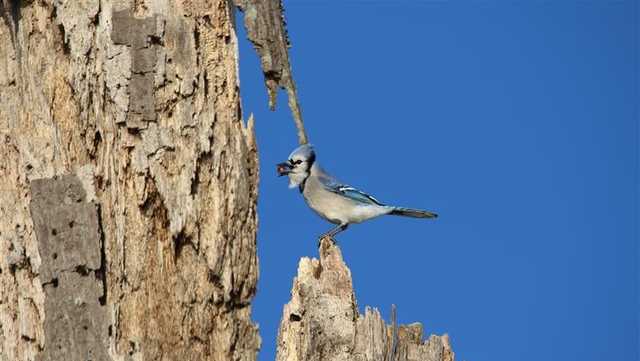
top-left (314, 166), bottom-right (385, 206)
top-left (322, 181), bottom-right (385, 206)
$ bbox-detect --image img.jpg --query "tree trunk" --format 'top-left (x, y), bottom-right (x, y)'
top-left (276, 239), bottom-right (455, 361)
top-left (0, 1), bottom-right (262, 360)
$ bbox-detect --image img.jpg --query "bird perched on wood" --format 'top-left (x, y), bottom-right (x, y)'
top-left (277, 144), bottom-right (437, 241)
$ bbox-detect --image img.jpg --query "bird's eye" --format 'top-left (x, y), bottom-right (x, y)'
top-left (294, 160), bottom-right (303, 165)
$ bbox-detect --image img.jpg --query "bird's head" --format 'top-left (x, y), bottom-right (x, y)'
top-left (277, 144), bottom-right (316, 189)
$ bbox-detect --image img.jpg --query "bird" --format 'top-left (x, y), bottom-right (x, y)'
top-left (277, 144), bottom-right (437, 241)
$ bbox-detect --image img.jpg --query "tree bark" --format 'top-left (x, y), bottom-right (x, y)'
top-left (233, 0), bottom-right (307, 144)
top-left (0, 1), bottom-right (262, 360)
top-left (276, 238), bottom-right (455, 361)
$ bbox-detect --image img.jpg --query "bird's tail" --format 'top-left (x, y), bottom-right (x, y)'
top-left (389, 207), bottom-right (438, 219)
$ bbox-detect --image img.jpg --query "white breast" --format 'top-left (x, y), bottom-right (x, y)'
top-left (302, 176), bottom-right (390, 225)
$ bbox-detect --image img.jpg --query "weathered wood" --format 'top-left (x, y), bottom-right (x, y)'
top-left (276, 238), bottom-right (455, 361)
top-left (30, 175), bottom-right (109, 361)
top-left (234, 0), bottom-right (308, 144)
top-left (0, 1), bottom-right (263, 360)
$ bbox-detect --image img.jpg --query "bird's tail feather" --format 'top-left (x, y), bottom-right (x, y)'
top-left (389, 207), bottom-right (438, 219)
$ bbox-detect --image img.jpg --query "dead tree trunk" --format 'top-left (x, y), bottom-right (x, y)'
top-left (0, 1), bottom-right (265, 360)
top-left (276, 238), bottom-right (455, 361)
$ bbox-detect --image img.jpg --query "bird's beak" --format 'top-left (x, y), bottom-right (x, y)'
top-left (277, 162), bottom-right (292, 176)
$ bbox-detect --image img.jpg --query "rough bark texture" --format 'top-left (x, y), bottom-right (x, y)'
top-left (0, 0), bottom-right (266, 360)
top-left (276, 238), bottom-right (455, 361)
top-left (29, 175), bottom-right (109, 361)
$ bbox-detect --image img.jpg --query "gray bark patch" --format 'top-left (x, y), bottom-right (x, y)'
top-left (30, 175), bottom-right (109, 361)
top-left (111, 9), bottom-right (159, 126)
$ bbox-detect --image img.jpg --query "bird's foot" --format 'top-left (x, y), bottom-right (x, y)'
top-left (317, 234), bottom-right (337, 248)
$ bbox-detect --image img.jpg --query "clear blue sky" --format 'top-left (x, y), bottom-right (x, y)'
top-left (236, 1), bottom-right (638, 360)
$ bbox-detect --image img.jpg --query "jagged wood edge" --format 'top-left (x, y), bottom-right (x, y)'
top-left (234, 0), bottom-right (308, 145)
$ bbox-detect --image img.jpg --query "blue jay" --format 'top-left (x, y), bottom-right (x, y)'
top-left (277, 144), bottom-right (437, 240)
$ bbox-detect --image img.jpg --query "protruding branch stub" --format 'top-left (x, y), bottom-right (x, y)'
top-left (286, 82), bottom-right (308, 145)
top-left (234, 0), bottom-right (309, 145)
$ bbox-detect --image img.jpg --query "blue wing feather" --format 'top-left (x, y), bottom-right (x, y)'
top-left (324, 183), bottom-right (385, 206)
top-left (315, 167), bottom-right (385, 206)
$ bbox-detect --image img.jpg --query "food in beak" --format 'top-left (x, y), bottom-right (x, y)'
top-left (277, 162), bottom-right (292, 176)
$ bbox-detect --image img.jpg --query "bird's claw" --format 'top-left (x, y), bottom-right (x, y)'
top-left (317, 234), bottom-right (337, 248)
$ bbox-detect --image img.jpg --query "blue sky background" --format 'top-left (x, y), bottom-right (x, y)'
top-left (236, 1), bottom-right (638, 360)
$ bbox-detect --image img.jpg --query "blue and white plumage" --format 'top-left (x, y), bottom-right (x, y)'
top-left (277, 144), bottom-right (437, 240)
